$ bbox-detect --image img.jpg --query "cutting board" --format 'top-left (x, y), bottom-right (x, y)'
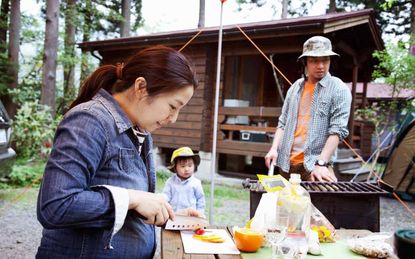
top-left (180, 229), bottom-right (240, 255)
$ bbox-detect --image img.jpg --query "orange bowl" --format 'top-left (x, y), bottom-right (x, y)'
top-left (234, 228), bottom-right (264, 252)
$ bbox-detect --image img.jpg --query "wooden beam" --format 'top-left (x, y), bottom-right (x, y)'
top-left (219, 106), bottom-right (281, 117)
top-left (348, 65), bottom-right (358, 146)
top-left (220, 124), bottom-right (276, 133)
top-left (362, 81), bottom-right (368, 108)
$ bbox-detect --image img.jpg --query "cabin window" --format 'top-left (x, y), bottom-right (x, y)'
top-left (223, 55), bottom-right (284, 108)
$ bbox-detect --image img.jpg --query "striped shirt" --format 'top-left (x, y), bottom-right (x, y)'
top-left (276, 72), bottom-right (352, 173)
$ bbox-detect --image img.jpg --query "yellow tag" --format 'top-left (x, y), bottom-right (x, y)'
top-left (257, 174), bottom-right (289, 192)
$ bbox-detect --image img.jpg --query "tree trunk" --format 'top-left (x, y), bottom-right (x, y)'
top-left (411, 0), bottom-right (415, 39)
top-left (281, 0), bottom-right (288, 19)
top-left (5, 0), bottom-right (19, 118)
top-left (198, 0), bottom-right (205, 28)
top-left (62, 0), bottom-right (76, 113)
top-left (328, 0), bottom-right (336, 13)
top-left (80, 0), bottom-right (91, 83)
top-left (0, 0), bottom-right (9, 51)
top-left (41, 0), bottom-right (59, 115)
top-left (120, 0), bottom-right (131, 37)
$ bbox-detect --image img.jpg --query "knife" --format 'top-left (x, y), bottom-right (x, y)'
top-left (164, 215), bottom-right (209, 230)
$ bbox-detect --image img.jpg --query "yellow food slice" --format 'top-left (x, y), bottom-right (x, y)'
top-left (192, 234), bottom-right (225, 243)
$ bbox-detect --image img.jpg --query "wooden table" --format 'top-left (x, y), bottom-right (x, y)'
top-left (161, 226), bottom-right (242, 259)
top-left (161, 227), bottom-right (372, 259)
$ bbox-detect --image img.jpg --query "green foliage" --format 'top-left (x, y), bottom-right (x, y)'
top-left (12, 101), bottom-right (61, 159)
top-left (236, 0), bottom-right (317, 17)
top-left (21, 14), bottom-right (44, 44)
top-left (372, 40), bottom-right (415, 90)
top-left (0, 47), bottom-right (11, 95)
top-left (0, 157), bottom-right (46, 189)
top-left (77, 0), bottom-right (143, 37)
top-left (6, 158), bottom-right (45, 187)
top-left (336, 0), bottom-right (413, 37)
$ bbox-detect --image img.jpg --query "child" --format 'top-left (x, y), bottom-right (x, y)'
top-left (162, 146), bottom-right (206, 217)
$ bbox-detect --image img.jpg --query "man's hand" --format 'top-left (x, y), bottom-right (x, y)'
top-left (265, 148), bottom-right (278, 168)
top-left (309, 166), bottom-right (337, 182)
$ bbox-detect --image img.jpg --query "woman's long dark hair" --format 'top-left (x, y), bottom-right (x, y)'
top-left (69, 45), bottom-right (198, 109)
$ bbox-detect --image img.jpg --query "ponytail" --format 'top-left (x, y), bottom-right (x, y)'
top-left (69, 65), bottom-right (118, 109)
top-left (69, 45), bottom-right (198, 110)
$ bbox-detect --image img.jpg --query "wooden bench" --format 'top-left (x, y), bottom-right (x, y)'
top-left (217, 106), bottom-right (281, 157)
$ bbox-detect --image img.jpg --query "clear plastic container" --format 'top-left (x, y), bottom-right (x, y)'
top-left (277, 174), bottom-right (311, 234)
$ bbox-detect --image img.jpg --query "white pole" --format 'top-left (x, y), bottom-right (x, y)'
top-left (209, 0), bottom-right (225, 225)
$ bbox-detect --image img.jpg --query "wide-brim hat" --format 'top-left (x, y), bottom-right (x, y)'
top-left (168, 146), bottom-right (200, 170)
top-left (298, 36), bottom-right (339, 60)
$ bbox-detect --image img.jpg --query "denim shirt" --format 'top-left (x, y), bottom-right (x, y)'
top-left (276, 73), bottom-right (352, 173)
top-left (36, 89), bottom-right (157, 259)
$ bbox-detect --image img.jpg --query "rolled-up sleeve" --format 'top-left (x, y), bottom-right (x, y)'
top-left (328, 85), bottom-right (352, 141)
top-left (277, 87), bottom-right (293, 130)
top-left (37, 110), bottom-right (119, 229)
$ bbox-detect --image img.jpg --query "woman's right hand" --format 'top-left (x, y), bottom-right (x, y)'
top-left (264, 148), bottom-right (278, 168)
top-left (128, 190), bottom-right (174, 226)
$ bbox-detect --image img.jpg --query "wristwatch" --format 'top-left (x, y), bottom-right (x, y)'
top-left (315, 159), bottom-right (329, 167)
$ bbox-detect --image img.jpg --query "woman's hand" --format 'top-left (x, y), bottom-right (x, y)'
top-left (176, 208), bottom-right (205, 218)
top-left (128, 190), bottom-right (174, 226)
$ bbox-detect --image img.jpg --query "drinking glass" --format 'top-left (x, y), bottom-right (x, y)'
top-left (266, 213), bottom-right (289, 259)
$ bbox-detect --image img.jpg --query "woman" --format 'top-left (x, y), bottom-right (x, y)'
top-left (36, 45), bottom-right (198, 258)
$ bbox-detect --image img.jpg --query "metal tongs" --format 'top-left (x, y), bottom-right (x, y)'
top-left (268, 159), bottom-right (276, 176)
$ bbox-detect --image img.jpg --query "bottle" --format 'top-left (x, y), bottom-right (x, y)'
top-left (277, 174), bottom-right (311, 234)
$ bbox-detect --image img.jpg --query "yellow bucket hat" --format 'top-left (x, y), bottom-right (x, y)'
top-left (168, 146), bottom-right (200, 170)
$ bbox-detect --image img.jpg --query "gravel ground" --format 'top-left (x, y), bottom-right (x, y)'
top-left (1, 188), bottom-right (414, 259)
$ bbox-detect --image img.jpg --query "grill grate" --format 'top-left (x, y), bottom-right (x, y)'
top-left (300, 181), bottom-right (388, 195)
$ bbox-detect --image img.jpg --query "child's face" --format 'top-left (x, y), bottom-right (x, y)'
top-left (175, 158), bottom-right (195, 180)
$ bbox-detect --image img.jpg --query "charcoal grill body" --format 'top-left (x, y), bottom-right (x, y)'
top-left (248, 181), bottom-right (389, 232)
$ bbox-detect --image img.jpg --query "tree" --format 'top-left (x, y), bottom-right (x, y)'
top-left (335, 0), bottom-right (414, 38)
top-left (78, 0), bottom-right (143, 83)
top-left (236, 0), bottom-right (317, 18)
top-left (198, 0), bottom-right (205, 28)
top-left (61, 0), bottom-right (76, 113)
top-left (0, 0), bottom-right (9, 50)
top-left (120, 0), bottom-right (131, 37)
top-left (6, 0), bottom-right (20, 118)
top-left (41, 0), bottom-right (59, 115)
top-left (355, 39), bottom-right (415, 180)
top-left (79, 0), bottom-right (92, 83)
top-left (0, 0), bottom-right (10, 100)
top-left (372, 40), bottom-right (415, 91)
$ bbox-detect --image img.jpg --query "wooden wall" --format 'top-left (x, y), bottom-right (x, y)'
top-left (152, 46), bottom-right (214, 152)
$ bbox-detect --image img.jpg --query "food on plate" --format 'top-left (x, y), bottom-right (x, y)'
top-left (192, 233), bottom-right (225, 243)
top-left (194, 228), bottom-right (205, 235)
top-left (234, 228), bottom-right (264, 252)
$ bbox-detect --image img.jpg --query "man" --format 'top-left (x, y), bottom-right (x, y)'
top-left (265, 36), bottom-right (352, 182)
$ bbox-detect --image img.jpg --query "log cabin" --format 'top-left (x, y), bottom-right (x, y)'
top-left (79, 9), bottom-right (384, 178)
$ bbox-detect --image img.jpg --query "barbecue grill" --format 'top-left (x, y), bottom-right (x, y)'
top-left (243, 179), bottom-right (391, 232)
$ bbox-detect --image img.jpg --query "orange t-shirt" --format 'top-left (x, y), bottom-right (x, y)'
top-left (290, 82), bottom-right (315, 165)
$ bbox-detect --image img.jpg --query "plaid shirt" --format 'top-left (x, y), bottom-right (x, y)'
top-left (276, 73), bottom-right (352, 173)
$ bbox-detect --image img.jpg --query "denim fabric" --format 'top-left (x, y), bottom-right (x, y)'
top-left (36, 89), bottom-right (156, 259)
top-left (276, 73), bottom-right (352, 173)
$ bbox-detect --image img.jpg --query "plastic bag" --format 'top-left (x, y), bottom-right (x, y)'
top-left (310, 204), bottom-right (336, 243)
top-left (347, 232), bottom-right (397, 258)
top-left (249, 192), bottom-right (278, 247)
